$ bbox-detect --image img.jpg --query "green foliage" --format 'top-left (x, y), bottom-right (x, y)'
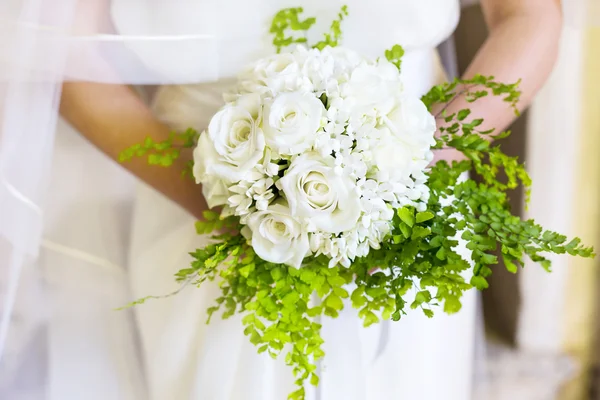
top-left (422, 74), bottom-right (522, 116)
top-left (385, 44), bottom-right (405, 71)
top-left (119, 128), bottom-right (199, 176)
top-left (195, 210), bottom-right (239, 235)
top-left (172, 234), bottom-right (332, 400)
top-left (313, 5), bottom-right (349, 50)
top-left (421, 76), bottom-right (594, 292)
top-left (422, 74), bottom-right (530, 203)
top-left (270, 8), bottom-right (317, 53)
top-left (270, 5), bottom-right (349, 53)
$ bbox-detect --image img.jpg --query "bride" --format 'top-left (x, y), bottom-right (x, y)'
top-left (0, 0), bottom-right (562, 399)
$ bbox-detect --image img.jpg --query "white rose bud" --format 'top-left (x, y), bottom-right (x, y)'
top-left (263, 92), bottom-right (325, 155)
top-left (328, 47), bottom-right (364, 71)
top-left (193, 132), bottom-right (230, 208)
top-left (245, 201), bottom-right (310, 268)
top-left (239, 52), bottom-right (311, 95)
top-left (279, 152), bottom-right (361, 234)
top-left (204, 94), bottom-right (266, 181)
top-left (385, 96), bottom-right (436, 151)
top-left (344, 59), bottom-right (403, 114)
top-left (373, 96), bottom-right (436, 181)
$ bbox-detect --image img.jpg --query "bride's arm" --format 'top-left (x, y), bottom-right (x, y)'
top-left (60, 82), bottom-right (209, 219)
top-left (56, 0), bottom-right (209, 219)
top-left (434, 0), bottom-right (562, 162)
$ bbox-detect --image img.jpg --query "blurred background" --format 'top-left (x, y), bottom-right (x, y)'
top-left (450, 1), bottom-right (600, 399)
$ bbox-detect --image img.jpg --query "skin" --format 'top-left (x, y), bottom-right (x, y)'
top-left (59, 0), bottom-right (563, 220)
top-left (433, 0), bottom-right (563, 162)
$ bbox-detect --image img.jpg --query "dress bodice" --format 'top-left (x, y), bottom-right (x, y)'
top-left (111, 0), bottom-right (460, 94)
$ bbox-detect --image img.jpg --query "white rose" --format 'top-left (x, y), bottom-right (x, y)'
top-left (343, 59), bottom-right (403, 113)
top-left (279, 153), bottom-right (361, 234)
top-left (384, 96), bottom-right (437, 152)
top-left (244, 201), bottom-right (310, 268)
top-left (193, 133), bottom-right (230, 208)
top-left (263, 92), bottom-right (325, 155)
top-left (239, 51), bottom-right (311, 96)
top-left (370, 133), bottom-right (416, 182)
top-left (372, 96), bottom-right (436, 182)
top-left (328, 46), bottom-right (365, 72)
top-left (254, 52), bottom-right (302, 79)
top-left (204, 94), bottom-right (266, 181)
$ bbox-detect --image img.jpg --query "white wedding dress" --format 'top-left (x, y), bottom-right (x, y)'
top-left (125, 1), bottom-right (476, 400)
top-left (8, 1), bottom-right (476, 400)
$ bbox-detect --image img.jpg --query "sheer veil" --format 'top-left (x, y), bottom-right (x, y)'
top-left (0, 0), bottom-right (597, 396)
top-left (0, 1), bottom-right (75, 388)
top-left (0, 0), bottom-right (220, 394)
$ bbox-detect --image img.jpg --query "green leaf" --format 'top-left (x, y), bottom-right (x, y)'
top-left (195, 221), bottom-right (213, 235)
top-left (270, 267), bottom-right (285, 281)
top-left (413, 290), bottom-right (432, 307)
top-left (312, 5), bottom-right (349, 50)
top-left (239, 263), bottom-right (255, 278)
top-left (443, 296), bottom-right (462, 314)
top-left (325, 294), bottom-right (344, 311)
top-left (300, 269), bottom-right (316, 283)
top-left (416, 211), bottom-right (434, 224)
top-left (411, 226), bottom-right (431, 240)
top-left (399, 223), bottom-right (411, 239)
top-left (270, 7), bottom-right (319, 52)
top-left (436, 247), bottom-right (447, 261)
top-left (148, 154), bottom-right (160, 165)
top-left (258, 345), bottom-right (269, 354)
top-left (306, 306), bottom-right (322, 317)
top-left (480, 253), bottom-right (497, 265)
top-left (310, 373), bottom-right (320, 386)
top-left (505, 258), bottom-right (518, 274)
top-left (282, 292), bottom-right (300, 309)
top-left (385, 44), bottom-right (405, 71)
top-left (351, 287), bottom-right (367, 308)
top-left (398, 208), bottom-right (415, 227)
top-left (363, 311), bottom-right (379, 327)
top-left (470, 275), bottom-right (489, 290)
top-left (365, 287), bottom-right (386, 298)
top-left (333, 287), bottom-right (349, 299)
top-left (457, 109), bottom-right (471, 121)
top-left (327, 275), bottom-right (346, 288)
top-left (203, 210), bottom-right (219, 221)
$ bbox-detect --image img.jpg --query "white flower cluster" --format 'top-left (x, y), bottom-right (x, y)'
top-left (193, 46), bottom-right (436, 268)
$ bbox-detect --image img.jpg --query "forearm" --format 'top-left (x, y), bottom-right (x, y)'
top-left (60, 82), bottom-right (208, 219)
top-left (435, 3), bottom-right (561, 160)
top-left (461, 7), bottom-right (561, 130)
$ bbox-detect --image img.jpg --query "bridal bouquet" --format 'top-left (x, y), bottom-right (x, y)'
top-left (196, 44), bottom-right (435, 270)
top-left (121, 6), bottom-right (593, 399)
